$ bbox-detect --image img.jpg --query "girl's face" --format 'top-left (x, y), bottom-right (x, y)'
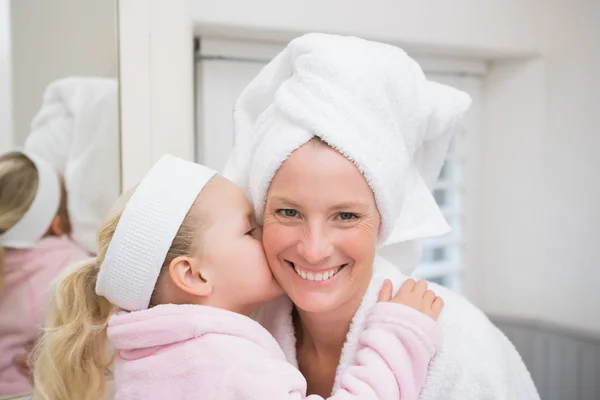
top-left (262, 143), bottom-right (381, 316)
top-left (197, 177), bottom-right (283, 315)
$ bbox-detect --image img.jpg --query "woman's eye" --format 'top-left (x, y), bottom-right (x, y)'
top-left (338, 212), bottom-right (357, 221)
top-left (278, 209), bottom-right (298, 218)
top-left (246, 227), bottom-right (257, 236)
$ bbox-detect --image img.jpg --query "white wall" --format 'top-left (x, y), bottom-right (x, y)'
top-left (0, 0), bottom-right (13, 153)
top-left (10, 0), bottom-right (117, 145)
top-left (481, 1), bottom-right (600, 336)
top-left (190, 1), bottom-right (600, 334)
top-left (539, 1), bottom-right (600, 335)
top-left (191, 0), bottom-right (540, 57)
top-left (118, 0), bottom-right (194, 190)
top-left (482, 59), bottom-right (547, 321)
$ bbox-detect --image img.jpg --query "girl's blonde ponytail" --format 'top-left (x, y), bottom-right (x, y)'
top-left (32, 209), bottom-right (123, 400)
top-left (32, 258), bottom-right (113, 400)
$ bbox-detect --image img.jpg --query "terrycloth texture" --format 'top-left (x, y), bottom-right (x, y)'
top-left (24, 77), bottom-right (120, 254)
top-left (224, 33), bottom-right (471, 247)
top-left (95, 155), bottom-right (217, 312)
top-left (108, 303), bottom-right (441, 400)
top-left (0, 236), bottom-right (89, 397)
top-left (253, 256), bottom-right (541, 400)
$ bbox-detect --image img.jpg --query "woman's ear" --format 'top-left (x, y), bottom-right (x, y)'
top-left (169, 256), bottom-right (213, 297)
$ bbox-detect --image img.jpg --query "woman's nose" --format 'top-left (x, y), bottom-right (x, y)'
top-left (296, 225), bottom-right (334, 264)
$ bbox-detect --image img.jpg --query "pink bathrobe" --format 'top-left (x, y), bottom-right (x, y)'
top-left (0, 236), bottom-right (89, 397)
top-left (108, 302), bottom-right (440, 399)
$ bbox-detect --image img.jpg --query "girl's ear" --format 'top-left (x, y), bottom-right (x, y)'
top-left (168, 256), bottom-right (212, 297)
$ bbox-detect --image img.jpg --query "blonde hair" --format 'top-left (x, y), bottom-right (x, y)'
top-left (32, 183), bottom-right (206, 400)
top-left (0, 153), bottom-right (39, 290)
top-left (0, 153), bottom-right (69, 291)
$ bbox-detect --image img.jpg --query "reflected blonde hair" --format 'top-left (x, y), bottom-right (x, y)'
top-left (0, 153), bottom-right (37, 290)
top-left (32, 182), bottom-right (207, 400)
top-left (0, 153), bottom-right (69, 291)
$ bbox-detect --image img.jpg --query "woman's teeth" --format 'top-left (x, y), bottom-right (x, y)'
top-left (292, 263), bottom-right (343, 281)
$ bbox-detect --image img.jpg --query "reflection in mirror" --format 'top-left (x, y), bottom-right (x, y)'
top-left (0, 1), bottom-right (119, 398)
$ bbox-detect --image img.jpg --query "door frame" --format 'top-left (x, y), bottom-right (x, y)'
top-left (118, 0), bottom-right (195, 189)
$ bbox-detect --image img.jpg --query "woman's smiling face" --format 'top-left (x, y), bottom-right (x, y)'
top-left (262, 140), bottom-right (381, 314)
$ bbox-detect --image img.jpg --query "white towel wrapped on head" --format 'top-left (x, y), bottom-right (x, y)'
top-left (224, 33), bottom-right (471, 252)
top-left (24, 77), bottom-right (120, 255)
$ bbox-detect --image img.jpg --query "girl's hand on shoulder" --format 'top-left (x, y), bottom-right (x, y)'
top-left (378, 279), bottom-right (444, 321)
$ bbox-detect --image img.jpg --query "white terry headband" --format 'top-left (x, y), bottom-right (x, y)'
top-left (95, 155), bottom-right (217, 312)
top-left (0, 151), bottom-right (61, 249)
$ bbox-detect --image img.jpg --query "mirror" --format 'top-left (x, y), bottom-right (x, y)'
top-left (0, 3), bottom-right (119, 396)
top-left (1, 0), bottom-right (120, 255)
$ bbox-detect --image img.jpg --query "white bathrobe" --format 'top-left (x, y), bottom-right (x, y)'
top-left (253, 256), bottom-right (540, 399)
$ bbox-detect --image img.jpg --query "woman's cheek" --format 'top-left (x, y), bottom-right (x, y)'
top-left (336, 227), bottom-right (378, 267)
top-left (342, 223), bottom-right (376, 246)
top-left (261, 218), bottom-right (288, 259)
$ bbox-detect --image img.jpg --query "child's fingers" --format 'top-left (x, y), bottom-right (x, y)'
top-left (399, 278), bottom-right (416, 293)
top-left (423, 289), bottom-right (436, 306)
top-left (431, 297), bottom-right (445, 320)
top-left (377, 279), bottom-right (393, 302)
top-left (412, 279), bottom-right (428, 296)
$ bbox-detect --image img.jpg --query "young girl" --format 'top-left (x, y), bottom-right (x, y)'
top-left (0, 151), bottom-right (89, 398)
top-left (33, 155), bottom-right (443, 400)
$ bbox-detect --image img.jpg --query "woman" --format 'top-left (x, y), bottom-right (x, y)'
top-left (225, 33), bottom-right (539, 399)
